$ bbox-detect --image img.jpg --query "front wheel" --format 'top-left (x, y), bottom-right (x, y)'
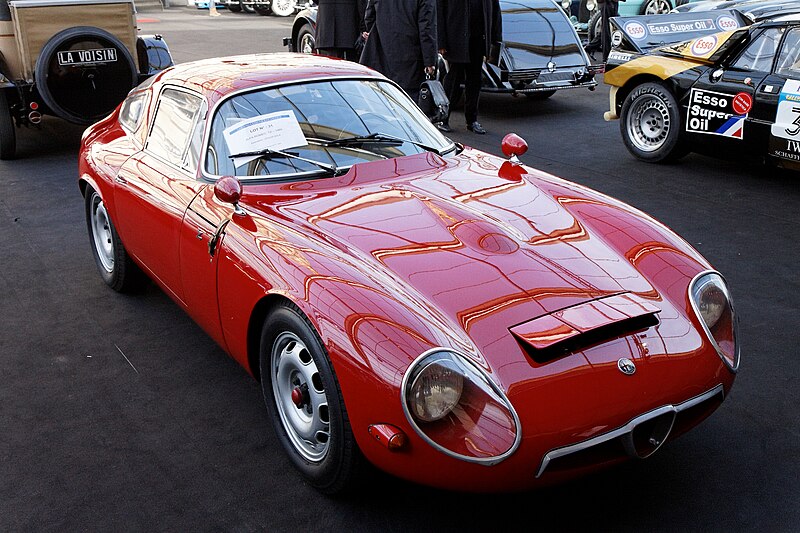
top-left (85, 187), bottom-right (143, 292)
top-left (588, 10), bottom-right (603, 43)
top-left (270, 0), bottom-right (295, 17)
top-left (253, 2), bottom-right (271, 15)
top-left (297, 23), bottom-right (315, 54)
top-left (620, 82), bottom-right (687, 163)
top-left (259, 302), bottom-right (362, 493)
top-left (0, 89), bottom-right (16, 160)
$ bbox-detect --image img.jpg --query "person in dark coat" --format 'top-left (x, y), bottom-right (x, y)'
top-left (437, 0), bottom-right (502, 134)
top-left (360, 0), bottom-right (438, 101)
top-left (583, 0), bottom-right (620, 62)
top-left (316, 0), bottom-right (369, 61)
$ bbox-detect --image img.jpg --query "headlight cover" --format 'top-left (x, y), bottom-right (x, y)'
top-left (689, 271), bottom-right (739, 372)
top-left (587, 0), bottom-right (597, 11)
top-left (401, 349), bottom-right (521, 465)
top-left (561, 0), bottom-right (571, 9)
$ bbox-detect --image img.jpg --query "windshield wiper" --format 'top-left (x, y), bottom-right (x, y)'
top-left (229, 147), bottom-right (342, 176)
top-left (319, 132), bottom-right (443, 155)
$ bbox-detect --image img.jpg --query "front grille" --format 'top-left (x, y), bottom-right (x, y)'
top-left (536, 384), bottom-right (725, 478)
top-left (508, 69), bottom-right (576, 83)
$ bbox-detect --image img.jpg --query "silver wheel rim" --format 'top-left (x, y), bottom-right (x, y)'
top-left (90, 194), bottom-right (114, 273)
top-left (271, 0), bottom-right (293, 16)
top-left (645, 0), bottom-right (671, 14)
top-left (627, 94), bottom-right (671, 153)
top-left (300, 33), bottom-right (314, 54)
top-left (271, 331), bottom-right (330, 462)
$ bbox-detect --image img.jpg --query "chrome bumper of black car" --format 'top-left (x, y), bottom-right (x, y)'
top-left (535, 384), bottom-right (725, 478)
top-left (482, 80), bottom-right (597, 94)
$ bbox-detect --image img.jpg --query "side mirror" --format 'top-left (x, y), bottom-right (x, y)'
top-left (214, 176), bottom-right (246, 216)
top-left (501, 133), bottom-right (528, 164)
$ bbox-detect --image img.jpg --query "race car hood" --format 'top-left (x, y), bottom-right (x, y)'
top-left (610, 10), bottom-right (750, 54)
top-left (500, 0), bottom-right (587, 70)
top-left (241, 150), bottom-right (675, 358)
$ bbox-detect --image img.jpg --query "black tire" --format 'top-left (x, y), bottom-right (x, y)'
top-left (270, 0), bottom-right (295, 17)
top-left (241, 0), bottom-right (255, 13)
top-left (641, 0), bottom-right (673, 15)
top-left (0, 89), bottom-right (15, 160)
top-left (254, 2), bottom-right (271, 15)
top-left (228, 0), bottom-right (242, 12)
top-left (526, 90), bottom-right (556, 100)
top-left (35, 26), bottom-right (137, 125)
top-left (620, 82), bottom-right (687, 163)
top-left (297, 23), bottom-right (315, 54)
top-left (588, 10), bottom-right (602, 43)
top-left (259, 302), bottom-right (362, 494)
top-left (85, 187), bottom-right (144, 292)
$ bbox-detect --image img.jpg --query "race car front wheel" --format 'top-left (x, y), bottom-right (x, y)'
top-left (621, 82), bottom-right (686, 163)
top-left (260, 302), bottom-right (363, 494)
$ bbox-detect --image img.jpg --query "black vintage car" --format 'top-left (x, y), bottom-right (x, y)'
top-left (604, 11), bottom-right (800, 171)
top-left (285, 0), bottom-right (599, 99)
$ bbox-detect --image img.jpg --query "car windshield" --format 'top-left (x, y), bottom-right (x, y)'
top-left (204, 79), bottom-right (454, 179)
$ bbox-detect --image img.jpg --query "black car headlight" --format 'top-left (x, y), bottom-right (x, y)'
top-left (402, 349), bottom-right (521, 464)
top-left (689, 271), bottom-right (739, 372)
top-left (561, 0), bottom-right (571, 9)
top-left (586, 0), bottom-right (597, 11)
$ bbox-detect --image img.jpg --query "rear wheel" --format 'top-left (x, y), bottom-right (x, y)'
top-left (0, 89), bottom-right (16, 160)
top-left (297, 23), bottom-right (315, 54)
top-left (85, 187), bottom-right (143, 292)
top-left (35, 26), bottom-right (137, 125)
top-left (259, 302), bottom-right (362, 494)
top-left (620, 82), bottom-right (687, 163)
top-left (270, 0), bottom-right (295, 17)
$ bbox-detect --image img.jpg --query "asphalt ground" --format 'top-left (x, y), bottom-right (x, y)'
top-left (1, 7), bottom-right (798, 532)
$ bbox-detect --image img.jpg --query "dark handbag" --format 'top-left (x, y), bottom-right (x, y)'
top-left (418, 78), bottom-right (449, 124)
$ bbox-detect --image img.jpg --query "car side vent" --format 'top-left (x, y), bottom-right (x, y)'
top-left (518, 313), bottom-right (659, 364)
top-left (510, 293), bottom-right (661, 364)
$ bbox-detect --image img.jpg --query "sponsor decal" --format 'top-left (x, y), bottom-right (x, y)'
top-left (770, 80), bottom-right (800, 160)
top-left (57, 48), bottom-right (118, 66)
top-left (647, 19), bottom-right (715, 36)
top-left (625, 21), bottom-right (647, 41)
top-left (608, 51), bottom-right (633, 63)
top-left (690, 35), bottom-right (718, 57)
top-left (686, 88), bottom-right (748, 139)
top-left (611, 31), bottom-right (623, 48)
top-left (732, 92), bottom-right (753, 115)
top-left (716, 15), bottom-right (739, 31)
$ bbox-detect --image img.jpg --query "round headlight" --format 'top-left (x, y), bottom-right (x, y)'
top-left (408, 359), bottom-right (464, 422)
top-left (561, 0), bottom-right (571, 9)
top-left (690, 271), bottom-right (739, 372)
top-left (402, 349), bottom-right (521, 464)
top-left (587, 0), bottom-right (597, 11)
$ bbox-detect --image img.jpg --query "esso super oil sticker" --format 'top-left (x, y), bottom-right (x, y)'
top-left (686, 88), bottom-right (748, 139)
top-left (690, 35), bottom-right (718, 57)
top-left (624, 21), bottom-right (647, 40)
top-left (716, 15), bottom-right (739, 32)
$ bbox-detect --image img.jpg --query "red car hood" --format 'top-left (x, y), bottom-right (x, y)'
top-left (241, 150), bottom-right (661, 356)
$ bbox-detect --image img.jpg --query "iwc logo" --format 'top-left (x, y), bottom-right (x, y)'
top-left (617, 358), bottom-right (636, 375)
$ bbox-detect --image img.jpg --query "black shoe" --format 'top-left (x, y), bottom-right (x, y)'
top-left (437, 121), bottom-right (453, 133)
top-left (467, 121), bottom-right (486, 134)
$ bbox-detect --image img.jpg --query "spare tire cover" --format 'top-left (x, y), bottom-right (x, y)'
top-left (35, 26), bottom-right (137, 125)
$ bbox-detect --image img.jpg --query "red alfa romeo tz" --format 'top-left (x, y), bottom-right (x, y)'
top-left (79, 53), bottom-right (739, 493)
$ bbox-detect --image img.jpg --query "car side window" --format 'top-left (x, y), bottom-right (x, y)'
top-left (731, 28), bottom-right (783, 73)
top-left (776, 28), bottom-right (800, 78)
top-left (119, 92), bottom-right (148, 134)
top-left (146, 88), bottom-right (203, 170)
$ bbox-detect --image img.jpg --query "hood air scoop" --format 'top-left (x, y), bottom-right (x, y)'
top-left (510, 293), bottom-right (661, 364)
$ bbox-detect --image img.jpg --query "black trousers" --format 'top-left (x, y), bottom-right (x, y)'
top-left (444, 38), bottom-right (484, 125)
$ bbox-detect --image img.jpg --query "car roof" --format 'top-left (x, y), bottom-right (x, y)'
top-left (153, 53), bottom-right (383, 98)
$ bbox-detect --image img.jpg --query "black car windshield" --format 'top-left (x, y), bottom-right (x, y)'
top-left (205, 79), bottom-right (454, 179)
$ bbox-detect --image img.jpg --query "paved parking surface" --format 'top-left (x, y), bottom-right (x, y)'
top-left (1, 7), bottom-right (798, 531)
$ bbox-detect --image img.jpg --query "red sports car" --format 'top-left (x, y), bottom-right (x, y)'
top-left (79, 53), bottom-right (739, 493)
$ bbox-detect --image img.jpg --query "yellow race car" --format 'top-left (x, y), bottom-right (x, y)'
top-left (604, 10), bottom-right (800, 171)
